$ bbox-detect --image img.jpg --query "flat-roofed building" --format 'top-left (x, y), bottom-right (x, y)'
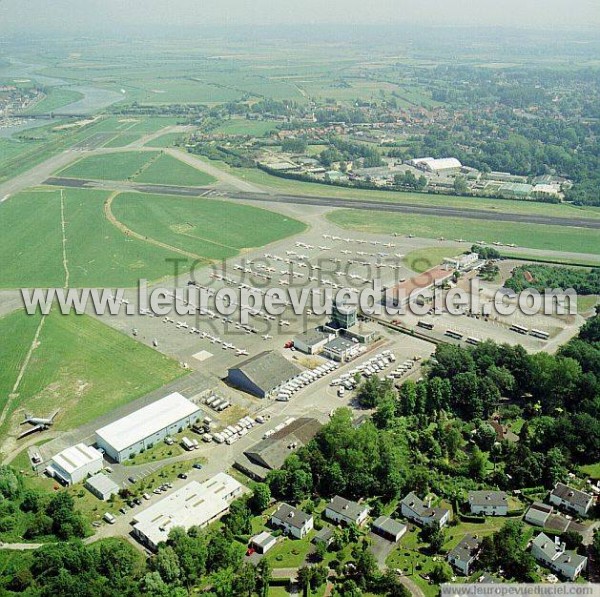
top-left (132, 473), bottom-right (243, 551)
top-left (85, 472), bottom-right (119, 501)
top-left (47, 443), bottom-right (103, 485)
top-left (524, 502), bottom-right (554, 527)
top-left (95, 392), bottom-right (201, 462)
top-left (250, 531), bottom-right (277, 554)
top-left (371, 516), bottom-right (407, 542)
top-left (322, 336), bottom-right (358, 363)
top-left (293, 330), bottom-right (333, 355)
top-left (227, 351), bottom-right (302, 398)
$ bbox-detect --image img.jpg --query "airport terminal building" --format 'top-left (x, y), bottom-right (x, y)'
top-left (95, 392), bottom-right (201, 462)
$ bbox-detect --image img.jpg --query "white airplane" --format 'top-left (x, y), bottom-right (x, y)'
top-left (280, 320), bottom-right (290, 327)
top-left (394, 253), bottom-right (405, 259)
top-left (384, 242), bottom-right (396, 248)
top-left (223, 342), bottom-right (234, 350)
top-left (152, 339), bottom-right (159, 347)
top-left (343, 238), bottom-right (351, 243)
top-left (262, 334), bottom-right (273, 340)
top-left (323, 234), bottom-right (332, 239)
top-left (18, 409), bottom-right (60, 439)
top-left (341, 249), bottom-right (352, 255)
top-left (236, 349), bottom-right (248, 356)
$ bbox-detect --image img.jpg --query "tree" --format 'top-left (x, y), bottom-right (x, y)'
top-left (453, 175), bottom-right (469, 195)
top-left (468, 447), bottom-right (488, 482)
top-left (310, 564), bottom-right (328, 590)
top-left (313, 540), bottom-right (327, 563)
top-left (223, 499), bottom-right (252, 535)
top-left (154, 546), bottom-right (182, 585)
top-left (0, 466), bottom-right (22, 500)
top-left (560, 530), bottom-right (583, 551)
top-left (430, 561), bottom-right (453, 583)
top-left (420, 522), bottom-right (445, 554)
top-left (249, 483), bottom-right (271, 514)
top-left (234, 563), bottom-right (257, 597)
top-left (297, 565), bottom-right (313, 596)
top-left (398, 380), bottom-right (417, 415)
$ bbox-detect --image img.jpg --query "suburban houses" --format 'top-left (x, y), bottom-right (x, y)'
top-left (467, 490), bottom-right (509, 516)
top-left (447, 534), bottom-right (483, 576)
top-left (530, 533), bottom-right (588, 580)
top-left (400, 492), bottom-right (451, 528)
top-left (549, 483), bottom-right (594, 517)
top-left (270, 503), bottom-right (314, 539)
top-left (325, 495), bottom-right (370, 527)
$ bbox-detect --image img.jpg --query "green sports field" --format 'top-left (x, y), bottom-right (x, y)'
top-left (0, 309), bottom-right (185, 440)
top-left (327, 209), bottom-right (600, 256)
top-left (111, 191), bottom-right (306, 260)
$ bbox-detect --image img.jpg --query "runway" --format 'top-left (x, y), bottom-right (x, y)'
top-left (43, 176), bottom-right (600, 229)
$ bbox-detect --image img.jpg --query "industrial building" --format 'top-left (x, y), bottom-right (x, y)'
top-left (47, 443), bottom-right (103, 485)
top-left (95, 392), bottom-right (201, 462)
top-left (293, 330), bottom-right (333, 355)
top-left (227, 351), bottom-right (302, 398)
top-left (322, 336), bottom-right (359, 363)
top-left (85, 472), bottom-right (120, 501)
top-left (410, 157), bottom-right (462, 173)
top-left (132, 473), bottom-right (243, 551)
top-left (234, 418), bottom-right (322, 481)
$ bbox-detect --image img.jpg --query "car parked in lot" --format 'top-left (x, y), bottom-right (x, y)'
top-left (193, 463), bottom-right (203, 470)
top-left (178, 473), bottom-right (188, 480)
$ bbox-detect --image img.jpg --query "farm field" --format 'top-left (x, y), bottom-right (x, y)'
top-left (0, 308), bottom-right (185, 442)
top-left (195, 157), bottom-right (600, 221)
top-left (134, 153), bottom-right (216, 186)
top-left (111, 191), bottom-right (307, 261)
top-left (327, 209), bottom-right (600, 256)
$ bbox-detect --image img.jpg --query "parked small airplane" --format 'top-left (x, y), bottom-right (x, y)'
top-left (18, 409), bottom-right (60, 439)
top-left (236, 349), bottom-right (248, 356)
top-left (262, 334), bottom-right (273, 340)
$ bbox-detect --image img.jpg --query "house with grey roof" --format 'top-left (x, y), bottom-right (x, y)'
top-left (549, 483), bottom-right (594, 517)
top-left (467, 490), bottom-right (508, 516)
top-left (313, 527), bottom-right (334, 546)
top-left (250, 531), bottom-right (277, 554)
top-left (400, 492), bottom-right (450, 528)
top-left (227, 351), bottom-right (302, 398)
top-left (270, 503), bottom-right (313, 539)
top-left (325, 496), bottom-right (369, 527)
top-left (447, 534), bottom-right (482, 576)
top-left (531, 532), bottom-right (587, 580)
top-left (371, 516), bottom-right (407, 542)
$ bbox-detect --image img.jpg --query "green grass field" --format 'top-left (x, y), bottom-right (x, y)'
top-left (0, 308), bottom-right (185, 440)
top-left (57, 150), bottom-right (159, 180)
top-left (23, 87), bottom-right (84, 114)
top-left (328, 210), bottom-right (600, 256)
top-left (145, 132), bottom-right (186, 148)
top-left (211, 119), bottom-right (281, 136)
top-left (111, 191), bottom-right (306, 260)
top-left (134, 153), bottom-right (216, 186)
top-left (403, 247), bottom-right (462, 273)
top-left (57, 150), bottom-right (217, 186)
top-left (0, 188), bottom-right (185, 288)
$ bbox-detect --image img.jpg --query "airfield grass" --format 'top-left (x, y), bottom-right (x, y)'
top-left (111, 191), bottom-right (306, 260)
top-left (0, 188), bottom-right (186, 288)
top-left (134, 153), bottom-right (217, 186)
top-left (197, 157), bottom-right (600, 221)
top-left (328, 209), bottom-right (600, 256)
top-left (211, 119), bottom-right (281, 136)
top-left (23, 87), bottom-right (84, 114)
top-left (57, 150), bottom-right (160, 181)
top-left (403, 247), bottom-right (463, 273)
top-left (145, 132), bottom-right (186, 148)
top-left (0, 308), bottom-right (185, 437)
top-left (102, 133), bottom-right (142, 148)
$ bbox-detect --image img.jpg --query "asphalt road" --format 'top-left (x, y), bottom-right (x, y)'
top-left (43, 176), bottom-right (600, 229)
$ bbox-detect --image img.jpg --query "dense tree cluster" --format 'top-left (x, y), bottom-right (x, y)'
top-left (505, 264), bottom-right (600, 295)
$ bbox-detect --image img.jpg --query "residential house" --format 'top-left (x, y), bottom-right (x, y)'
top-left (467, 491), bottom-right (508, 516)
top-left (531, 533), bottom-right (587, 580)
top-left (549, 483), bottom-right (594, 517)
top-left (400, 492), bottom-right (450, 528)
top-left (325, 496), bottom-right (369, 527)
top-left (448, 534), bottom-right (482, 576)
top-left (270, 503), bottom-right (313, 539)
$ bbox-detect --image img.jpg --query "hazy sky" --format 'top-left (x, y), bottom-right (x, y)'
top-left (2, 0), bottom-right (599, 30)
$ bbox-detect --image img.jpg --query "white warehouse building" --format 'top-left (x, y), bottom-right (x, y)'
top-left (132, 473), bottom-right (243, 550)
top-left (95, 392), bottom-right (201, 462)
top-left (47, 443), bottom-right (104, 485)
